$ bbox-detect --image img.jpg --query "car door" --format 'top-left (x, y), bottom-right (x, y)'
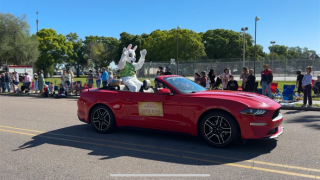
top-left (124, 91), bottom-right (182, 131)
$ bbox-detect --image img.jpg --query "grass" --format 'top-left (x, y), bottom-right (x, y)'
top-left (294, 103), bottom-right (320, 107)
top-left (11, 76), bottom-right (320, 100)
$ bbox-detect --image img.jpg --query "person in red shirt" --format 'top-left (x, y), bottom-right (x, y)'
top-left (260, 64), bottom-right (273, 98)
top-left (43, 85), bottom-right (48, 97)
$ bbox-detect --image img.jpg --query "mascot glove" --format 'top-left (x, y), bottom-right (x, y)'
top-left (140, 49), bottom-right (147, 57)
top-left (122, 47), bottom-right (129, 56)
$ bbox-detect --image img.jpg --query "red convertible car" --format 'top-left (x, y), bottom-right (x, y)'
top-left (77, 75), bottom-right (283, 148)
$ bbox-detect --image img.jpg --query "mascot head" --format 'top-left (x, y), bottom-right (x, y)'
top-left (125, 44), bottom-right (137, 63)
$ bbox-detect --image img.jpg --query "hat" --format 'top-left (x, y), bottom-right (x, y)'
top-left (166, 66), bottom-right (171, 70)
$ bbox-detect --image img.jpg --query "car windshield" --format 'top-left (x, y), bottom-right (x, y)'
top-left (163, 76), bottom-right (206, 94)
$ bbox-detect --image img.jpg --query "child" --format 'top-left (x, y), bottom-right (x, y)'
top-left (43, 85), bottom-right (48, 97)
top-left (33, 73), bottom-right (39, 93)
top-left (296, 70), bottom-right (304, 99)
top-left (49, 82), bottom-right (54, 96)
top-left (227, 75), bottom-right (238, 91)
top-left (108, 71), bottom-right (113, 85)
top-left (220, 68), bottom-right (231, 90)
top-left (55, 84), bottom-right (66, 98)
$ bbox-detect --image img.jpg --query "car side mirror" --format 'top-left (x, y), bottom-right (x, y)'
top-left (157, 88), bottom-right (172, 95)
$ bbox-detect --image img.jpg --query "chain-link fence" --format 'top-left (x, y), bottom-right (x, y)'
top-left (136, 59), bottom-right (320, 80)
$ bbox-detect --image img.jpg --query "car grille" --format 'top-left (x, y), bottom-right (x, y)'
top-left (272, 109), bottom-right (280, 119)
top-left (267, 127), bottom-right (279, 134)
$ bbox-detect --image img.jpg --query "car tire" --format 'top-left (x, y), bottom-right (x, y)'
top-left (90, 105), bottom-right (116, 133)
top-left (200, 111), bottom-right (239, 148)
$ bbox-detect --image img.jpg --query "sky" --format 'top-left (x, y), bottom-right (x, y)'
top-left (1, 0), bottom-right (320, 55)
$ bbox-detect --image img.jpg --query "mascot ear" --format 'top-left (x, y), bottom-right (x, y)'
top-left (127, 44), bottom-right (132, 50)
top-left (133, 45), bottom-right (137, 51)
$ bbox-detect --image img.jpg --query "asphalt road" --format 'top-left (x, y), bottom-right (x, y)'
top-left (0, 96), bottom-right (319, 180)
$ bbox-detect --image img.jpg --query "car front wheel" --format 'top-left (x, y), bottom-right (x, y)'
top-left (200, 111), bottom-right (239, 148)
top-left (90, 105), bottom-right (116, 133)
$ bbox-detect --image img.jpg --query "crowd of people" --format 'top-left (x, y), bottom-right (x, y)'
top-left (0, 65), bottom-right (319, 106)
top-left (190, 64), bottom-right (319, 107)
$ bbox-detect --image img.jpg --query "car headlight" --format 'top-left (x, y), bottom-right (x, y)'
top-left (240, 109), bottom-right (267, 116)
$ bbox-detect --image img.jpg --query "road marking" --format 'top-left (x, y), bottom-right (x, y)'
top-left (1, 125), bottom-right (320, 173)
top-left (110, 174), bottom-right (210, 177)
top-left (0, 128), bottom-right (319, 179)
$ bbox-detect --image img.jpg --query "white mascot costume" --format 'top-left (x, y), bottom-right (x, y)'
top-left (118, 44), bottom-right (147, 92)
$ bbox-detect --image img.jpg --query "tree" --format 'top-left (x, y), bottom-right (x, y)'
top-left (268, 45), bottom-right (288, 56)
top-left (35, 28), bottom-right (73, 76)
top-left (0, 13), bottom-right (39, 65)
top-left (84, 36), bottom-right (119, 68)
top-left (66, 32), bottom-right (88, 77)
top-left (202, 29), bottom-right (243, 59)
top-left (143, 29), bottom-right (206, 62)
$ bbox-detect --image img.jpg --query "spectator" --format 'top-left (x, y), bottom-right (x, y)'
top-left (4, 72), bottom-right (11, 92)
top-left (43, 85), bottom-right (48, 97)
top-left (194, 73), bottom-right (201, 83)
top-left (24, 73), bottom-right (32, 92)
top-left (296, 70), bottom-right (304, 98)
top-left (198, 71), bottom-right (207, 87)
top-left (101, 67), bottom-right (109, 87)
top-left (38, 70), bottom-right (45, 94)
top-left (60, 70), bottom-right (65, 85)
top-left (69, 70), bottom-right (74, 90)
top-left (55, 84), bottom-right (67, 98)
top-left (0, 73), bottom-right (3, 93)
top-left (158, 66), bottom-right (164, 75)
top-left (227, 75), bottom-right (238, 91)
top-left (11, 72), bottom-right (15, 92)
top-left (260, 64), bottom-right (273, 98)
top-left (155, 71), bottom-right (160, 79)
top-left (87, 70), bottom-right (94, 88)
top-left (108, 71), bottom-right (113, 86)
top-left (49, 82), bottom-right (54, 96)
top-left (95, 71), bottom-right (101, 88)
top-left (245, 69), bottom-right (256, 92)
top-left (33, 73), bottom-right (39, 93)
top-left (301, 66), bottom-right (313, 107)
top-left (208, 69), bottom-right (216, 90)
top-left (220, 68), bottom-right (231, 90)
top-left (313, 76), bottom-right (320, 97)
top-left (240, 67), bottom-right (249, 91)
top-left (65, 71), bottom-right (71, 86)
top-left (164, 66), bottom-right (172, 75)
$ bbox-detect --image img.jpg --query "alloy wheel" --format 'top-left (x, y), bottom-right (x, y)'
top-left (92, 108), bottom-right (110, 131)
top-left (203, 116), bottom-right (232, 144)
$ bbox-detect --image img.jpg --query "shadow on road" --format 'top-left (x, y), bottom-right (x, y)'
top-left (287, 115), bottom-right (320, 130)
top-left (15, 124), bottom-right (277, 165)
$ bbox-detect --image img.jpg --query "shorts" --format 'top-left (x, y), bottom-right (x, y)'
top-left (14, 82), bottom-right (19, 85)
top-left (297, 85), bottom-right (303, 93)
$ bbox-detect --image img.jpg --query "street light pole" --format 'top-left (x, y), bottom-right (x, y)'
top-left (270, 41), bottom-right (276, 71)
top-left (176, 26), bottom-right (181, 75)
top-left (241, 27), bottom-right (248, 67)
top-left (254, 16), bottom-right (259, 77)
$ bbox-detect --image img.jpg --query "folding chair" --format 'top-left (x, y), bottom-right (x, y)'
top-left (282, 85), bottom-right (295, 101)
top-left (45, 81), bottom-right (50, 86)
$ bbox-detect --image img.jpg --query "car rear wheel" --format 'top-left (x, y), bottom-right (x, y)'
top-left (90, 105), bottom-right (116, 133)
top-left (200, 112), bottom-right (239, 148)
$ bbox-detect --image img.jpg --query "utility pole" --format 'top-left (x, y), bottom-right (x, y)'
top-left (241, 27), bottom-right (248, 67)
top-left (270, 41), bottom-right (276, 71)
top-left (36, 11), bottom-right (39, 32)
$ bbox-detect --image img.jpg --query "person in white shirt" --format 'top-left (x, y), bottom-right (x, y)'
top-left (108, 71), bottom-right (113, 85)
top-left (220, 68), bottom-right (231, 90)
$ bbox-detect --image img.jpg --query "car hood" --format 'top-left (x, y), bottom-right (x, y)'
top-left (186, 90), bottom-right (278, 109)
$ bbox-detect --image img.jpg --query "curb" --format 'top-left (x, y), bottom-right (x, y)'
top-left (280, 106), bottom-right (320, 111)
